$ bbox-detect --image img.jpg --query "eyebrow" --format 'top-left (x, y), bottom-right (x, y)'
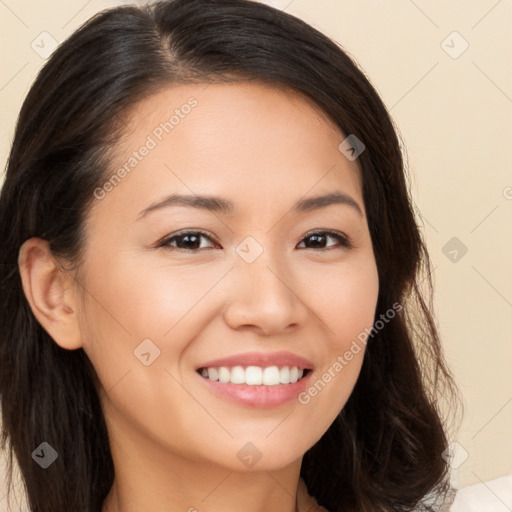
top-left (137, 191), bottom-right (363, 220)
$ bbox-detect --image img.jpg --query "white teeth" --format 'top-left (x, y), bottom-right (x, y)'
top-left (230, 366), bottom-right (245, 384)
top-left (201, 365), bottom-right (306, 385)
top-left (262, 366), bottom-right (280, 386)
top-left (208, 367), bottom-right (219, 381)
top-left (245, 366), bottom-right (263, 385)
top-left (218, 367), bottom-right (230, 383)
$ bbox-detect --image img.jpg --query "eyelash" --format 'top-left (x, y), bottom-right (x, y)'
top-left (157, 229), bottom-right (352, 253)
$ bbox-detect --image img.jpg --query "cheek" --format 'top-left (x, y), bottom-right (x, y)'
top-left (297, 254), bottom-right (378, 421)
top-left (313, 254), bottom-right (380, 347)
top-left (81, 250), bottom-right (214, 336)
top-left (77, 253), bottom-right (225, 387)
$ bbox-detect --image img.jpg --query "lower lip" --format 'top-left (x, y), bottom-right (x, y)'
top-left (197, 371), bottom-right (312, 408)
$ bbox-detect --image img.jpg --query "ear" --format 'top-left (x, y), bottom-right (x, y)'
top-left (17, 237), bottom-right (83, 350)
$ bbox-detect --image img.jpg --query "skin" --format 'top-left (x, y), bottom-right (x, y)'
top-left (18, 82), bottom-right (379, 512)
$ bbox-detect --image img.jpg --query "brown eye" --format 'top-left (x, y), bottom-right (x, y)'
top-left (159, 230), bottom-right (217, 251)
top-left (297, 230), bottom-right (351, 251)
top-left (158, 229), bottom-right (352, 253)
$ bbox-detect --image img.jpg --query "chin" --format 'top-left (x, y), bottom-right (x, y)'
top-left (204, 437), bottom-right (311, 473)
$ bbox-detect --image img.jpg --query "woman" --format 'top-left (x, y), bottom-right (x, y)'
top-left (0, 1), bottom-right (463, 511)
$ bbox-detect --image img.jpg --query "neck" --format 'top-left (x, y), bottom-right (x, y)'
top-left (100, 413), bottom-right (302, 512)
top-left (102, 463), bottom-right (301, 512)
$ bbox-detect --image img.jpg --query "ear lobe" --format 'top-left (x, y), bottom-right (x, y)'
top-left (18, 237), bottom-right (83, 350)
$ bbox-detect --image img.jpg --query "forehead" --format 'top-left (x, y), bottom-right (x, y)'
top-left (120, 80), bottom-right (343, 141)
top-left (91, 81), bottom-right (363, 222)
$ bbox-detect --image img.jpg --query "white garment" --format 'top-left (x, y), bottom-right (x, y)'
top-left (450, 475), bottom-right (512, 512)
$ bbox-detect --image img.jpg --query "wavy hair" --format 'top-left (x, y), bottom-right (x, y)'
top-left (0, 1), bottom-right (463, 511)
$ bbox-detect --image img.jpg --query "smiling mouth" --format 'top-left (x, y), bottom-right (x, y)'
top-left (197, 365), bottom-right (311, 386)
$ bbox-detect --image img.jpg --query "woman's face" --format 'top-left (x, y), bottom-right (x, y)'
top-left (76, 82), bottom-right (379, 472)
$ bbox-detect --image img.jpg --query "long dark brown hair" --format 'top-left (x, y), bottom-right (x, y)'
top-left (0, 1), bottom-right (463, 511)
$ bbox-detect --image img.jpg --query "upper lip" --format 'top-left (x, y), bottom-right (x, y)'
top-left (196, 351), bottom-right (313, 371)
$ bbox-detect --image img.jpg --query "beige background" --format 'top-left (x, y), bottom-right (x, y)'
top-left (1, 0), bottom-right (511, 508)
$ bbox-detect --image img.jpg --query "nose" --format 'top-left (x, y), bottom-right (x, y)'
top-left (223, 246), bottom-right (309, 336)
